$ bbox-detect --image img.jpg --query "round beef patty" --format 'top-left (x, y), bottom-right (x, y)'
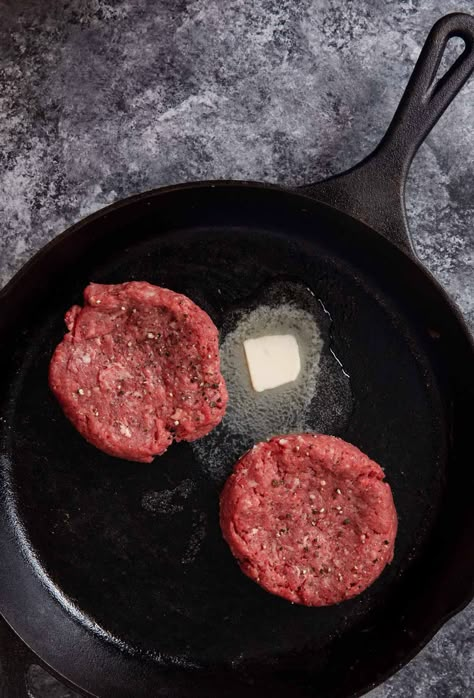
top-left (220, 434), bottom-right (397, 606)
top-left (49, 282), bottom-right (228, 462)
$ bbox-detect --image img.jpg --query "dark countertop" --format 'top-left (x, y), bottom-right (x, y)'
top-left (0, 2), bottom-right (473, 697)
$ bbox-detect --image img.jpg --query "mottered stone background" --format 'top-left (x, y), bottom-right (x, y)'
top-left (0, 1), bottom-right (473, 696)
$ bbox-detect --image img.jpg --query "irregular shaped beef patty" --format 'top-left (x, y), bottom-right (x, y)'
top-left (49, 282), bottom-right (228, 462)
top-left (220, 434), bottom-right (397, 606)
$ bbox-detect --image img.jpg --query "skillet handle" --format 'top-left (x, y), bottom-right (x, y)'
top-left (299, 12), bottom-right (474, 255)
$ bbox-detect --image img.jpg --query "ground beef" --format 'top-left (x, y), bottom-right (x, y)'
top-left (220, 434), bottom-right (397, 606)
top-left (49, 282), bottom-right (228, 462)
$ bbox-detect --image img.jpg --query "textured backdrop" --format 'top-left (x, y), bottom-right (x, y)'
top-left (0, 1), bottom-right (473, 696)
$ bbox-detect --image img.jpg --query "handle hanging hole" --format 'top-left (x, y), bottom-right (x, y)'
top-left (430, 36), bottom-right (467, 94)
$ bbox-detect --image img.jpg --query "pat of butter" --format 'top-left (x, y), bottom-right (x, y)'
top-left (243, 334), bottom-right (301, 392)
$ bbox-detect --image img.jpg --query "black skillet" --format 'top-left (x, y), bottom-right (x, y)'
top-left (0, 12), bottom-right (473, 698)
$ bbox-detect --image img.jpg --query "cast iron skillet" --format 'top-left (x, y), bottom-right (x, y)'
top-left (0, 12), bottom-right (473, 698)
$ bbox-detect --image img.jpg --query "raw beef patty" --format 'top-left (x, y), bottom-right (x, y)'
top-left (49, 282), bottom-right (228, 462)
top-left (220, 434), bottom-right (397, 606)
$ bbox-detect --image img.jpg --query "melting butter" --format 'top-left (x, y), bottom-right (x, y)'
top-left (243, 334), bottom-right (301, 392)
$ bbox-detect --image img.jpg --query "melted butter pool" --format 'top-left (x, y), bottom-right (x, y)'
top-left (192, 280), bottom-right (353, 485)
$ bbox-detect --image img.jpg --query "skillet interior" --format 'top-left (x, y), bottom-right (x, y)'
top-left (0, 182), bottom-right (472, 698)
